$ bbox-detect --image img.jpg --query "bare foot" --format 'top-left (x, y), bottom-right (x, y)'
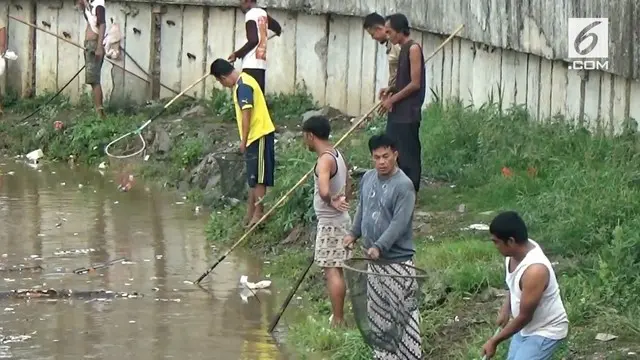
top-left (246, 214), bottom-right (264, 228)
top-left (330, 316), bottom-right (345, 329)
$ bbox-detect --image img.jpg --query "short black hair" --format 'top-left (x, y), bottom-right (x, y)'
top-left (302, 115), bottom-right (331, 140)
top-left (385, 13), bottom-right (410, 36)
top-left (368, 133), bottom-right (396, 153)
top-left (363, 12), bottom-right (385, 29)
top-left (489, 211), bottom-right (529, 244)
top-left (210, 58), bottom-right (234, 77)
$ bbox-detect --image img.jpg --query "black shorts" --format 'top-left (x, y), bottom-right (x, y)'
top-left (245, 132), bottom-right (275, 188)
top-left (243, 68), bottom-right (266, 94)
top-left (385, 121), bottom-right (422, 191)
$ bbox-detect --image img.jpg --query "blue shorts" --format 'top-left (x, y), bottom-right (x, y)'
top-left (245, 132), bottom-right (275, 188)
top-left (507, 332), bottom-right (563, 360)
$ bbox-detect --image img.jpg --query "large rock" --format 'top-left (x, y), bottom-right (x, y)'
top-left (301, 106), bottom-right (345, 123)
top-left (188, 153), bottom-right (222, 193)
top-left (150, 127), bottom-right (171, 155)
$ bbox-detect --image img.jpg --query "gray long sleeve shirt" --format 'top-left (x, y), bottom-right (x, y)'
top-left (350, 168), bottom-right (416, 261)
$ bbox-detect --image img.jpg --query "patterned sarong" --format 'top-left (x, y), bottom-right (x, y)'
top-left (367, 259), bottom-right (422, 359)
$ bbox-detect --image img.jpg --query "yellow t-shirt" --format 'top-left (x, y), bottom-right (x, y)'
top-left (233, 72), bottom-right (275, 146)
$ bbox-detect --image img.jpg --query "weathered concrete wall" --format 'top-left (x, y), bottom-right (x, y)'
top-left (2, 0), bottom-right (640, 134)
top-left (120, 0), bottom-right (640, 80)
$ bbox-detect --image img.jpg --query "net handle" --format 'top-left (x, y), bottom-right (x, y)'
top-left (342, 257), bottom-right (429, 279)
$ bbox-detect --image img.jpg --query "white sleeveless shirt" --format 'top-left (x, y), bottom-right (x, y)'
top-left (313, 149), bottom-right (350, 224)
top-left (505, 240), bottom-right (568, 339)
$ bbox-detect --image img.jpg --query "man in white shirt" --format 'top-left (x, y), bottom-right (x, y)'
top-left (482, 211), bottom-right (569, 359)
top-left (228, 0), bottom-right (281, 96)
top-left (77, 0), bottom-right (107, 118)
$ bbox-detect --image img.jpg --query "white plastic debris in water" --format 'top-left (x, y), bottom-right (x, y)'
top-left (98, 162), bottom-right (107, 169)
top-left (461, 223), bottom-right (490, 231)
top-left (183, 280), bottom-right (194, 285)
top-left (239, 275), bottom-right (271, 290)
top-left (26, 149), bottom-right (44, 163)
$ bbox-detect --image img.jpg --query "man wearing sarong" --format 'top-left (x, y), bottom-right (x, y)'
top-left (344, 133), bottom-right (422, 359)
top-left (302, 115), bottom-right (352, 327)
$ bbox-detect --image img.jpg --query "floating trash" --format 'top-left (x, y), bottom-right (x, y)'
top-left (53, 248), bottom-right (96, 257)
top-left (0, 265), bottom-right (43, 273)
top-left (73, 257), bottom-right (127, 275)
top-left (239, 275), bottom-right (271, 290)
top-left (0, 288), bottom-right (143, 300)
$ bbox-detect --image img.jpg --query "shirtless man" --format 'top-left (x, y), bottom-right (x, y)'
top-left (77, 0), bottom-right (107, 118)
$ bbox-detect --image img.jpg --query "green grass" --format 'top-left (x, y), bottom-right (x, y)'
top-left (205, 100), bottom-right (640, 359)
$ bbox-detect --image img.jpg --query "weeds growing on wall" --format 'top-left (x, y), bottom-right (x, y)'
top-left (206, 99), bottom-right (640, 358)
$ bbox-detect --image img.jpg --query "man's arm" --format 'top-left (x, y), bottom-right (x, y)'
top-left (95, 6), bottom-right (106, 52)
top-left (236, 83), bottom-right (254, 146)
top-left (373, 182), bottom-right (415, 252)
top-left (388, 44), bottom-right (422, 104)
top-left (349, 176), bottom-right (366, 239)
top-left (234, 21), bottom-right (259, 59)
top-left (0, 25), bottom-right (6, 55)
top-left (343, 159), bottom-right (353, 202)
top-left (267, 15), bottom-right (282, 36)
top-left (316, 155), bottom-right (336, 205)
top-left (491, 264), bottom-right (549, 344)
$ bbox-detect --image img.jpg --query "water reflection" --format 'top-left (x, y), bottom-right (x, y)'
top-left (0, 158), bottom-right (285, 359)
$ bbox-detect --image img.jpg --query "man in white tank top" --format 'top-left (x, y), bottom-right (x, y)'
top-left (482, 211), bottom-right (568, 359)
top-left (302, 115), bottom-right (352, 328)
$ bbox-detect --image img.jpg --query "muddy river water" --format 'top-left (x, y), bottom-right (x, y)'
top-left (0, 158), bottom-right (286, 359)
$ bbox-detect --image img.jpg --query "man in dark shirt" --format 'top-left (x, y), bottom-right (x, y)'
top-left (228, 0), bottom-right (282, 95)
top-left (377, 13), bottom-right (425, 195)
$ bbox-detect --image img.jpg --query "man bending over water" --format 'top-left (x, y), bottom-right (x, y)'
top-left (482, 211), bottom-right (568, 359)
top-left (210, 59), bottom-right (276, 227)
top-left (344, 133), bottom-right (422, 359)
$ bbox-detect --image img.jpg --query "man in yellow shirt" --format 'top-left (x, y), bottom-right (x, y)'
top-left (210, 59), bottom-right (276, 227)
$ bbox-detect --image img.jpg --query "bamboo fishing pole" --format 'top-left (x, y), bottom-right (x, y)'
top-left (193, 24), bottom-right (465, 285)
top-left (8, 15), bottom-right (193, 99)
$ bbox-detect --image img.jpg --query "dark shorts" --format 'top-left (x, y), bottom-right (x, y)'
top-left (84, 39), bottom-right (104, 85)
top-left (386, 121), bottom-right (422, 191)
top-left (243, 68), bottom-right (266, 94)
top-left (246, 132), bottom-right (275, 188)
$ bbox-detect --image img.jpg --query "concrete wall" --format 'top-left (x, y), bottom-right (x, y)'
top-left (1, 0), bottom-right (640, 134)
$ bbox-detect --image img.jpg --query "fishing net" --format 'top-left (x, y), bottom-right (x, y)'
top-left (343, 257), bottom-right (428, 354)
top-left (213, 151), bottom-right (256, 200)
top-left (104, 131), bottom-right (147, 191)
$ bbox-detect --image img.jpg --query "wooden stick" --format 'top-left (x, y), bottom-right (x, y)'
top-left (8, 15), bottom-right (192, 99)
top-left (193, 24), bottom-right (465, 285)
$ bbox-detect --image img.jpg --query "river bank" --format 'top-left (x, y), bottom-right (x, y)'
top-left (3, 92), bottom-right (640, 359)
top-left (209, 103), bottom-right (640, 359)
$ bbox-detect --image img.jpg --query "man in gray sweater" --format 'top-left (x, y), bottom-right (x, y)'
top-left (344, 133), bottom-right (421, 359)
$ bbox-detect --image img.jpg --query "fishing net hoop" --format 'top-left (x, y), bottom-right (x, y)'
top-left (343, 257), bottom-right (429, 279)
top-left (104, 119), bottom-right (151, 160)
